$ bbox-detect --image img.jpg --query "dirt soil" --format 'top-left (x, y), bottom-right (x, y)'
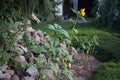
top-left (71, 53), bottom-right (100, 80)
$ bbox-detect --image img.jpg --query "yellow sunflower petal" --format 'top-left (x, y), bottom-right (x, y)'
top-left (80, 8), bottom-right (86, 17)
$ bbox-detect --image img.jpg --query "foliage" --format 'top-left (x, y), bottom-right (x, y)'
top-left (0, 0), bottom-right (59, 21)
top-left (48, 23), bottom-right (70, 38)
top-left (23, 32), bottom-right (36, 53)
top-left (34, 22), bottom-right (120, 62)
top-left (68, 8), bottom-right (87, 43)
top-left (0, 19), bottom-right (19, 65)
top-left (45, 24), bottom-right (74, 80)
top-left (0, 48), bottom-right (10, 65)
top-left (79, 35), bottom-right (99, 55)
top-left (95, 33), bottom-right (120, 62)
top-left (39, 0), bottom-right (62, 21)
top-left (68, 9), bottom-right (98, 56)
top-left (89, 62), bottom-right (120, 80)
top-left (0, 0), bottom-right (37, 21)
top-left (92, 0), bottom-right (120, 30)
top-left (22, 23), bottom-right (74, 79)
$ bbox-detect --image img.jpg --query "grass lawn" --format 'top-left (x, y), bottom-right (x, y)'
top-left (89, 62), bottom-right (120, 80)
top-left (33, 22), bottom-right (120, 62)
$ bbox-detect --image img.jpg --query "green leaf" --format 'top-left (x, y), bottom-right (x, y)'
top-left (62, 70), bottom-right (74, 80)
top-left (81, 17), bottom-right (87, 23)
top-left (74, 36), bottom-right (79, 42)
top-left (53, 38), bottom-right (59, 47)
top-left (73, 28), bottom-right (78, 33)
top-left (39, 46), bottom-right (47, 53)
top-left (67, 55), bottom-right (73, 63)
top-left (48, 24), bottom-right (70, 38)
top-left (82, 44), bottom-right (86, 49)
top-left (59, 29), bottom-right (70, 38)
top-left (50, 62), bottom-right (59, 74)
top-left (71, 8), bottom-right (77, 14)
top-left (68, 18), bottom-right (75, 23)
top-left (50, 37), bottom-right (59, 47)
top-left (48, 24), bottom-right (55, 31)
top-left (64, 39), bottom-right (71, 45)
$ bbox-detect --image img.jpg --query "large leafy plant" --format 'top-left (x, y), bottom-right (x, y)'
top-left (69, 8), bottom-right (99, 56)
top-left (45, 24), bottom-right (74, 80)
top-left (69, 8), bottom-right (87, 42)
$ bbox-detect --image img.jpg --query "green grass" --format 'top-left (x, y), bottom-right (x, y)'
top-left (89, 62), bottom-right (120, 80)
top-left (33, 22), bottom-right (120, 62)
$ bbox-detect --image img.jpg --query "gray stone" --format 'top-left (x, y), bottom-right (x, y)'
top-left (37, 30), bottom-right (44, 38)
top-left (32, 12), bottom-right (41, 24)
top-left (0, 70), bottom-right (3, 74)
top-left (15, 56), bottom-right (27, 63)
top-left (44, 63), bottom-right (51, 69)
top-left (0, 73), bottom-right (11, 79)
top-left (39, 54), bottom-right (46, 63)
top-left (14, 22), bottom-right (24, 26)
top-left (42, 69), bottom-right (54, 80)
top-left (27, 19), bottom-right (31, 25)
top-left (0, 65), bottom-right (8, 71)
top-left (26, 66), bottom-right (39, 77)
top-left (45, 35), bottom-right (50, 41)
top-left (26, 27), bottom-right (35, 32)
top-left (17, 32), bottom-right (25, 40)
top-left (30, 32), bottom-right (41, 44)
top-left (11, 75), bottom-right (19, 80)
top-left (19, 45), bottom-right (28, 53)
top-left (5, 70), bottom-right (14, 75)
top-left (33, 33), bottom-right (41, 43)
top-left (59, 43), bottom-right (66, 49)
top-left (15, 47), bottom-right (24, 55)
top-left (22, 76), bottom-right (35, 80)
top-left (24, 53), bottom-right (34, 62)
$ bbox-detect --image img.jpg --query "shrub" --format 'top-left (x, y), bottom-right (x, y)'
top-left (0, 20), bottom-right (19, 65)
top-left (89, 62), bottom-right (120, 80)
top-left (92, 0), bottom-right (120, 30)
top-left (34, 22), bottom-right (120, 62)
top-left (68, 24), bottom-right (120, 62)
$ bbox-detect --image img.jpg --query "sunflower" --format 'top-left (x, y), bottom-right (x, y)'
top-left (80, 8), bottom-right (86, 17)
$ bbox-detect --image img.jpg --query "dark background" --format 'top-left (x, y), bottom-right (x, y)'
top-left (63, 0), bottom-right (95, 18)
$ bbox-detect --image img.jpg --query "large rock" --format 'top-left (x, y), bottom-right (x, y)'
top-left (0, 73), bottom-right (11, 79)
top-left (24, 53), bottom-right (34, 62)
top-left (59, 43), bottom-right (66, 49)
top-left (15, 56), bottom-right (27, 63)
top-left (19, 45), bottom-right (28, 53)
top-left (39, 54), bottom-right (47, 63)
top-left (0, 65), bottom-right (8, 71)
top-left (45, 35), bottom-right (50, 41)
top-left (42, 69), bottom-right (54, 80)
top-left (11, 75), bottom-right (19, 80)
top-left (26, 66), bottom-right (39, 77)
top-left (14, 47), bottom-right (24, 55)
top-left (44, 63), bottom-right (51, 69)
top-left (5, 70), bottom-right (14, 76)
top-left (14, 22), bottom-right (24, 26)
top-left (27, 19), bottom-right (31, 25)
top-left (22, 76), bottom-right (35, 80)
top-left (26, 27), bottom-right (35, 32)
top-left (37, 30), bottom-right (44, 38)
top-left (0, 70), bottom-right (3, 74)
top-left (32, 32), bottom-right (41, 43)
top-left (17, 31), bottom-right (25, 40)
